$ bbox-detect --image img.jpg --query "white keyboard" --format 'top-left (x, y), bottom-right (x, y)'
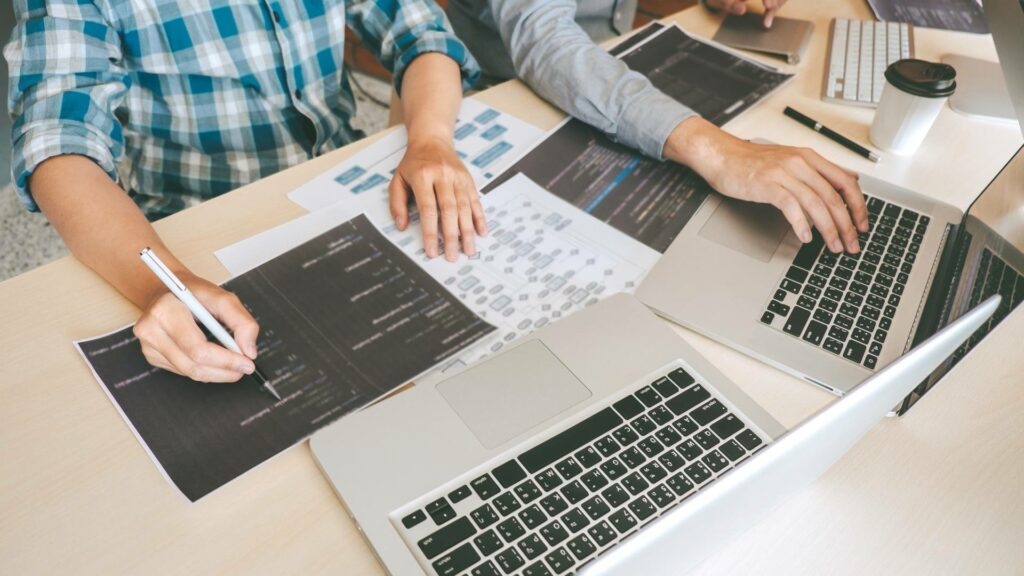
top-left (822, 18), bottom-right (915, 107)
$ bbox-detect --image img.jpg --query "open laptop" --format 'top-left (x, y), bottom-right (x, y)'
top-left (636, 144), bottom-right (1024, 406)
top-left (310, 293), bottom-right (996, 575)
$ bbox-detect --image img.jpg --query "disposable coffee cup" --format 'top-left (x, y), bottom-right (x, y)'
top-left (870, 59), bottom-right (957, 155)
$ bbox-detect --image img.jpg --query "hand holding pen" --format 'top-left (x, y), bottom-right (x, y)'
top-left (136, 248), bottom-right (281, 399)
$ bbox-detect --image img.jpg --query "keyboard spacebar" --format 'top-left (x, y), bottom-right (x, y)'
top-left (519, 407), bottom-right (623, 473)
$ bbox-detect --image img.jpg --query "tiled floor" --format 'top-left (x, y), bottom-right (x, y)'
top-left (0, 72), bottom-right (392, 283)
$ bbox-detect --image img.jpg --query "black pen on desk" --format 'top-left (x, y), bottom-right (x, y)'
top-left (783, 107), bottom-right (880, 163)
top-left (139, 247), bottom-right (282, 400)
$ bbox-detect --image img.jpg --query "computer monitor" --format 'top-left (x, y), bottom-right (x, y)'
top-left (947, 0), bottom-right (1024, 135)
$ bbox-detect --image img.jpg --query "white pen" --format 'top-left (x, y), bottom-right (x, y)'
top-left (139, 247), bottom-right (281, 400)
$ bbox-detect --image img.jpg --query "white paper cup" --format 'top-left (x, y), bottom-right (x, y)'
top-left (870, 60), bottom-right (957, 156)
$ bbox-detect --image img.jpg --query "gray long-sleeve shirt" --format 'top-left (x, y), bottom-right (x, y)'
top-left (446, 0), bottom-right (697, 159)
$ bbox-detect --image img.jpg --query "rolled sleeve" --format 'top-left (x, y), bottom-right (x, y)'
top-left (346, 0), bottom-right (480, 95)
top-left (5, 0), bottom-right (129, 211)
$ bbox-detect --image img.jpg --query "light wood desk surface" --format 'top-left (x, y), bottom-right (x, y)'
top-left (2, 1), bottom-right (1022, 574)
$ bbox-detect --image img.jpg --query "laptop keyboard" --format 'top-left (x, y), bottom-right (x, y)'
top-left (760, 195), bottom-right (930, 369)
top-left (397, 366), bottom-right (767, 576)
top-left (953, 248), bottom-right (1024, 364)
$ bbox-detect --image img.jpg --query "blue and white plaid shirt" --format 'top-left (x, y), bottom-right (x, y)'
top-left (6, 0), bottom-right (479, 219)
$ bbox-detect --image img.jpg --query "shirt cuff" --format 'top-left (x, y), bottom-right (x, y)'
top-left (615, 90), bottom-right (698, 161)
top-left (393, 30), bottom-right (481, 95)
top-left (12, 121), bottom-right (120, 212)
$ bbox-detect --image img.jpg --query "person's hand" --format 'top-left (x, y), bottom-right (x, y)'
top-left (705, 0), bottom-right (788, 27)
top-left (389, 135), bottom-right (487, 261)
top-left (133, 274), bottom-right (260, 383)
top-left (665, 117), bottom-right (868, 254)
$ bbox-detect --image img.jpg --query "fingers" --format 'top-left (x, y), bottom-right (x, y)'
top-left (465, 179), bottom-right (488, 237)
top-left (206, 291), bottom-right (260, 359)
top-left (788, 157), bottom-right (860, 253)
top-left (435, 180), bottom-right (461, 262)
top-left (763, 8), bottom-right (776, 27)
top-left (454, 176), bottom-right (477, 257)
top-left (769, 186), bottom-right (813, 244)
top-left (798, 149), bottom-right (869, 232)
top-left (389, 174), bottom-right (411, 231)
top-left (134, 293), bottom-right (255, 383)
top-left (779, 173), bottom-right (845, 254)
top-left (411, 176), bottom-right (441, 258)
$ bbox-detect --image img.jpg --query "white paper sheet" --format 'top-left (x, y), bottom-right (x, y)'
top-left (288, 98), bottom-right (544, 212)
top-left (218, 174), bottom-right (659, 379)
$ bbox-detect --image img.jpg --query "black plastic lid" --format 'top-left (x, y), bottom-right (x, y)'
top-left (884, 59), bottom-right (957, 98)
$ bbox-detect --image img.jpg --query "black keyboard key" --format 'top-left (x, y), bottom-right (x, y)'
top-left (609, 508), bottom-right (638, 534)
top-left (620, 446), bottom-right (646, 469)
top-left (710, 414), bottom-right (744, 439)
top-left (720, 439), bottom-right (746, 462)
top-left (561, 508), bottom-right (590, 533)
top-left (736, 429), bottom-right (763, 451)
top-left (575, 446), bottom-right (602, 469)
top-left (612, 425), bottom-right (639, 446)
top-left (493, 460), bottom-right (527, 489)
top-left (536, 468), bottom-right (562, 492)
top-left (540, 520), bottom-right (569, 547)
top-left (649, 405), bottom-right (674, 426)
top-left (427, 498), bottom-right (457, 525)
top-left (640, 462), bottom-right (668, 484)
top-left (691, 399), bottom-right (728, 426)
top-left (823, 337), bottom-right (844, 355)
top-left (852, 328), bottom-right (871, 345)
top-left (473, 560), bottom-right (503, 576)
top-left (630, 415), bottom-right (657, 436)
top-left (567, 534), bottom-right (597, 560)
top-left (599, 458), bottom-right (627, 481)
top-left (522, 562), bottom-right (551, 576)
top-left (594, 436), bottom-right (620, 458)
top-left (555, 458), bottom-right (583, 480)
top-left (638, 436), bottom-right (664, 458)
top-left (475, 530), bottom-right (504, 556)
top-left (694, 429), bottom-right (719, 450)
top-left (785, 266), bottom-right (808, 283)
top-left (497, 517), bottom-right (526, 542)
top-left (621, 472), bottom-right (649, 495)
top-left (515, 480), bottom-right (543, 504)
top-left (612, 396), bottom-right (644, 419)
top-left (471, 504), bottom-right (499, 529)
top-left (666, 384), bottom-right (711, 415)
top-left (471, 475), bottom-right (501, 500)
top-left (874, 329), bottom-right (888, 344)
top-left (843, 341), bottom-right (866, 363)
top-left (672, 415), bottom-right (699, 436)
top-left (635, 386), bottom-right (661, 407)
top-left (581, 496), bottom-right (611, 520)
top-left (648, 483), bottom-right (675, 508)
top-left (433, 542), bottom-right (480, 576)
top-left (793, 231), bottom-right (824, 269)
top-left (580, 469), bottom-right (608, 492)
top-left (667, 472), bottom-right (695, 497)
top-left (560, 481), bottom-right (587, 505)
top-left (701, 450), bottom-right (729, 473)
top-left (449, 485), bottom-right (472, 504)
top-left (587, 520), bottom-right (617, 548)
top-left (797, 295), bottom-right (816, 310)
top-left (602, 484), bottom-right (631, 507)
top-left (835, 314), bottom-right (854, 330)
top-left (652, 377), bottom-right (678, 398)
top-left (685, 461), bottom-right (713, 484)
top-left (402, 509), bottom-right (426, 529)
top-left (518, 534), bottom-right (548, 561)
top-left (819, 298), bottom-right (838, 314)
top-left (655, 426), bottom-right (682, 447)
top-left (783, 306), bottom-right (811, 337)
top-left (659, 449), bottom-right (687, 472)
top-left (419, 516), bottom-right (477, 559)
top-left (677, 439), bottom-right (703, 461)
top-left (780, 279), bottom-right (802, 293)
top-left (864, 355), bottom-right (878, 369)
top-left (802, 320), bottom-right (827, 345)
top-left (668, 368), bottom-right (695, 388)
top-left (628, 496), bottom-right (658, 521)
top-left (495, 546), bottom-right (525, 574)
top-left (540, 493), bottom-right (569, 517)
top-left (808, 274), bottom-right (827, 288)
top-left (543, 547), bottom-right (574, 574)
top-left (493, 492), bottom-right (521, 517)
top-left (856, 316), bottom-right (876, 332)
top-left (520, 408), bottom-right (623, 473)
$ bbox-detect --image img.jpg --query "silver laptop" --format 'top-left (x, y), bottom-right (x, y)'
top-left (310, 293), bottom-right (996, 575)
top-left (636, 145), bottom-right (1024, 404)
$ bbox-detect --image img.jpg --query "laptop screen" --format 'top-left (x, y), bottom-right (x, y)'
top-left (898, 145), bottom-right (1024, 413)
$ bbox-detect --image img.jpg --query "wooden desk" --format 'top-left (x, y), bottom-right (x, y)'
top-left (1, 1), bottom-right (1021, 574)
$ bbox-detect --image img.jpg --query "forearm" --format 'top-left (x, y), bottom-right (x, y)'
top-left (30, 155), bottom-right (191, 309)
top-left (400, 53), bottom-right (463, 144)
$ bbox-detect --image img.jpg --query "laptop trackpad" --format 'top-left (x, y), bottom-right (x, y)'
top-left (437, 340), bottom-right (592, 449)
top-left (698, 197), bottom-right (790, 262)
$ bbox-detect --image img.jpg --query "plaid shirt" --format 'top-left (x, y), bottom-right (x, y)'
top-left (6, 0), bottom-right (479, 220)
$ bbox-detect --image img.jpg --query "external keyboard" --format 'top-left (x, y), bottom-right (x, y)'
top-left (397, 366), bottom-right (767, 576)
top-left (823, 18), bottom-right (914, 106)
top-left (760, 195), bottom-right (930, 369)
